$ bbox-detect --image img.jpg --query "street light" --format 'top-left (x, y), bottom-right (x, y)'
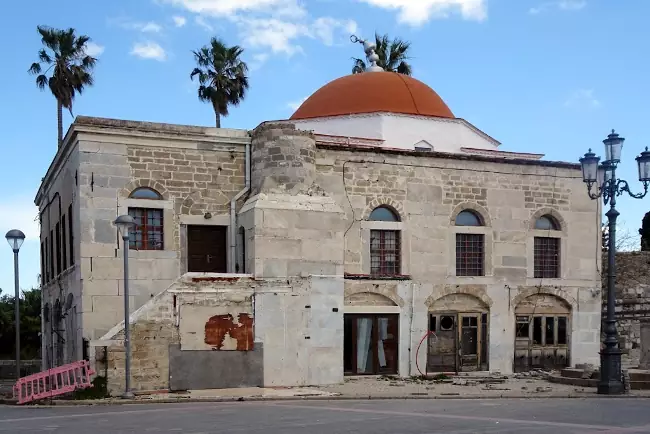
top-left (580, 130), bottom-right (650, 395)
top-left (114, 215), bottom-right (136, 399)
top-left (5, 229), bottom-right (25, 381)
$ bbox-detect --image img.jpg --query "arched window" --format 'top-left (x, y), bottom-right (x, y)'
top-left (129, 187), bottom-right (162, 200)
top-left (455, 210), bottom-right (483, 227)
top-left (368, 206), bottom-right (401, 276)
top-left (534, 215), bottom-right (561, 278)
top-left (455, 209), bottom-right (485, 276)
top-left (128, 187), bottom-right (164, 250)
top-left (535, 215), bottom-right (560, 231)
top-left (369, 206), bottom-right (400, 222)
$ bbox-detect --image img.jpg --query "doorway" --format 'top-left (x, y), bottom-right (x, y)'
top-left (344, 314), bottom-right (399, 375)
top-left (187, 225), bottom-right (227, 273)
top-left (427, 312), bottom-right (489, 373)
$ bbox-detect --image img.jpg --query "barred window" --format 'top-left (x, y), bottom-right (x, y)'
top-left (128, 208), bottom-right (164, 250)
top-left (534, 237), bottom-right (560, 278)
top-left (369, 205), bottom-right (401, 276)
top-left (370, 230), bottom-right (401, 276)
top-left (456, 233), bottom-right (485, 276)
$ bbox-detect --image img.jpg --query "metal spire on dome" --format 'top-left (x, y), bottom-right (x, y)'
top-left (350, 35), bottom-right (384, 73)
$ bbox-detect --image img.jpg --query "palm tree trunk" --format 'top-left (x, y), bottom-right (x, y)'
top-left (215, 112), bottom-right (221, 128)
top-left (57, 100), bottom-right (63, 148)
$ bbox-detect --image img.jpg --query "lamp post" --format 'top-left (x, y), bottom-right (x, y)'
top-left (114, 215), bottom-right (136, 399)
top-left (5, 229), bottom-right (25, 380)
top-left (580, 130), bottom-right (650, 394)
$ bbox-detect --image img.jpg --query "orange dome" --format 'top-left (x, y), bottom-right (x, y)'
top-left (290, 72), bottom-right (454, 120)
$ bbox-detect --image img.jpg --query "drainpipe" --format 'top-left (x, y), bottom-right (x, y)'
top-left (230, 142), bottom-right (251, 273)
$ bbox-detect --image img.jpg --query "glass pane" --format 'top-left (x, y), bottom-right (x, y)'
top-left (378, 315), bottom-right (398, 375)
top-left (535, 216), bottom-right (558, 230)
top-left (516, 320), bottom-right (529, 338)
top-left (545, 317), bottom-right (555, 345)
top-left (130, 187), bottom-right (162, 200)
top-left (455, 210), bottom-right (482, 226)
top-left (356, 318), bottom-right (374, 374)
top-left (369, 206), bottom-right (399, 222)
top-left (533, 317), bottom-right (543, 345)
top-left (558, 317), bottom-right (567, 345)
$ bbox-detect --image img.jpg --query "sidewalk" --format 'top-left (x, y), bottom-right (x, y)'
top-left (10, 375), bottom-right (650, 406)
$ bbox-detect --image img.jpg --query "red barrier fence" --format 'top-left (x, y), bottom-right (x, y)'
top-left (13, 360), bottom-right (96, 404)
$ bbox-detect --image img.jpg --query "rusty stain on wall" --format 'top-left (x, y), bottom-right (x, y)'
top-left (204, 313), bottom-right (254, 351)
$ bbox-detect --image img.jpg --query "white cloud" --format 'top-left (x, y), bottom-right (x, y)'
top-left (249, 53), bottom-right (270, 70)
top-left (564, 89), bottom-right (601, 109)
top-left (163, 0), bottom-right (305, 18)
top-left (84, 42), bottom-right (105, 57)
top-left (173, 15), bottom-right (187, 27)
top-left (195, 16), bottom-right (215, 31)
top-left (165, 0), bottom-right (356, 56)
top-left (287, 96), bottom-right (307, 111)
top-left (131, 42), bottom-right (167, 61)
top-left (114, 18), bottom-right (164, 33)
top-left (0, 198), bottom-right (39, 241)
top-left (530, 0), bottom-right (586, 14)
top-left (358, 0), bottom-right (486, 26)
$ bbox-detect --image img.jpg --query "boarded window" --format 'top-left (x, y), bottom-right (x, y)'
top-left (61, 214), bottom-right (67, 270)
top-left (68, 204), bottom-right (74, 266)
top-left (55, 222), bottom-right (61, 276)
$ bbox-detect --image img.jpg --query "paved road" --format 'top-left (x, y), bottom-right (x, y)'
top-left (1, 399), bottom-right (650, 433)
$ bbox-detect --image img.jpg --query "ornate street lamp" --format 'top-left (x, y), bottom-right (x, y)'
top-left (5, 229), bottom-right (25, 380)
top-left (580, 130), bottom-right (650, 395)
top-left (114, 215), bottom-right (136, 399)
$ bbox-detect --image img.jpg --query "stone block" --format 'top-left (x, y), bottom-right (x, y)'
top-left (94, 219), bottom-right (116, 244)
top-left (494, 267), bottom-right (527, 280)
top-left (502, 256), bottom-right (527, 267)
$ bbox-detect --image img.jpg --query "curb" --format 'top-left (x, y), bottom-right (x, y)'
top-left (4, 393), bottom-right (650, 407)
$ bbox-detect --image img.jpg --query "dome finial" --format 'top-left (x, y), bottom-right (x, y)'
top-left (351, 35), bottom-right (384, 73)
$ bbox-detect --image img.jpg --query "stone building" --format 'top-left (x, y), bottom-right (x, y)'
top-left (607, 251), bottom-right (650, 369)
top-left (35, 59), bottom-right (602, 393)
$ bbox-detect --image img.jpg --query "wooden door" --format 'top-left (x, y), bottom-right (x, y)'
top-left (187, 225), bottom-right (227, 273)
top-left (459, 314), bottom-right (479, 372)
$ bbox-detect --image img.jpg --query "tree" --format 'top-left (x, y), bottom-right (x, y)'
top-left (0, 288), bottom-right (41, 360)
top-left (29, 26), bottom-right (97, 148)
top-left (190, 38), bottom-right (249, 128)
top-left (640, 212), bottom-right (650, 251)
top-left (602, 222), bottom-right (639, 252)
top-left (352, 33), bottom-right (412, 75)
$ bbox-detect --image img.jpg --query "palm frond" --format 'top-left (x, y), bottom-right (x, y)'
top-left (29, 62), bottom-right (42, 75)
top-left (35, 75), bottom-right (48, 90)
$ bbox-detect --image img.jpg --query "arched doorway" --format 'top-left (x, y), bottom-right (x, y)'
top-left (344, 292), bottom-right (399, 375)
top-left (427, 294), bottom-right (489, 372)
top-left (514, 294), bottom-right (571, 372)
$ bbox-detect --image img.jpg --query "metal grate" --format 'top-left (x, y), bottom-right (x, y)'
top-left (456, 233), bottom-right (484, 276)
top-left (370, 230), bottom-right (401, 276)
top-left (129, 208), bottom-right (164, 250)
top-left (534, 237), bottom-right (560, 278)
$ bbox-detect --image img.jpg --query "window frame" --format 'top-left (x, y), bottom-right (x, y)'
top-left (534, 236), bottom-right (561, 278)
top-left (455, 233), bottom-right (485, 277)
top-left (370, 229), bottom-right (401, 276)
top-left (128, 207), bottom-right (164, 251)
top-left (129, 187), bottom-right (163, 200)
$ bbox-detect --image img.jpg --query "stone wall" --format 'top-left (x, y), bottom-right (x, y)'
top-left (605, 251), bottom-right (650, 368)
top-left (37, 140), bottom-right (83, 368)
top-left (316, 144), bottom-right (602, 373)
top-left (73, 117), bottom-right (249, 340)
top-left (94, 274), bottom-right (344, 395)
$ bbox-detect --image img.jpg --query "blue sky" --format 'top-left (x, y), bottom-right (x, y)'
top-left (1, 0), bottom-right (649, 294)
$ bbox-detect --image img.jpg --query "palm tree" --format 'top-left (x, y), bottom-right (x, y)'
top-left (191, 38), bottom-right (249, 128)
top-left (352, 33), bottom-right (412, 75)
top-left (29, 26), bottom-right (97, 148)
